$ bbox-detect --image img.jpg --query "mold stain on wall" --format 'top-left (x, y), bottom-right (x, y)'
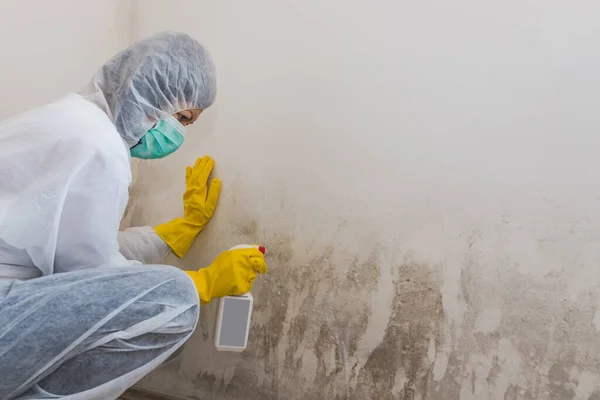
top-left (352, 262), bottom-right (443, 400)
top-left (132, 187), bottom-right (600, 400)
top-left (135, 216), bottom-right (600, 400)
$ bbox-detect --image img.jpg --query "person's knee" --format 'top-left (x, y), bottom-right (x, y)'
top-left (152, 265), bottom-right (198, 302)
top-left (138, 266), bottom-right (200, 330)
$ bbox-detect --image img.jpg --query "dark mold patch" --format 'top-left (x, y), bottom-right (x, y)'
top-left (547, 363), bottom-right (576, 400)
top-left (352, 262), bottom-right (444, 399)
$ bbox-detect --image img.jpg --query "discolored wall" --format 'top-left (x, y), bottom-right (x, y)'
top-left (130, 189), bottom-right (600, 399)
top-left (127, 0), bottom-right (600, 398)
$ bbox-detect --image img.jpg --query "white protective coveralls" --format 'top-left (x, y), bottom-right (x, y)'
top-left (0, 32), bottom-right (217, 399)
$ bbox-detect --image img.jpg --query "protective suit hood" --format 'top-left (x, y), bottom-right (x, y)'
top-left (82, 32), bottom-right (217, 147)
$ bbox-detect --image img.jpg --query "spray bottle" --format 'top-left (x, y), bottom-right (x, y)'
top-left (214, 244), bottom-right (265, 352)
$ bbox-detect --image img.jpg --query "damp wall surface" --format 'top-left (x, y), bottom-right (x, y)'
top-left (129, 1), bottom-right (600, 398)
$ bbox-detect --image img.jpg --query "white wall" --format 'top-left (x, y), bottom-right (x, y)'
top-left (131, 0), bottom-right (600, 398)
top-left (0, 0), bottom-right (131, 119)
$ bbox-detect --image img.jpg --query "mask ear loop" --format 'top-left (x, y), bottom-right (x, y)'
top-left (141, 103), bottom-right (194, 141)
top-left (162, 115), bottom-right (187, 136)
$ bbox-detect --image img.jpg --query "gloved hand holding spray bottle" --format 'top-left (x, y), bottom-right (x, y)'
top-left (185, 244), bottom-right (267, 352)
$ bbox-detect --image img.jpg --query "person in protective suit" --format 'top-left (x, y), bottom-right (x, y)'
top-left (0, 31), bottom-right (266, 399)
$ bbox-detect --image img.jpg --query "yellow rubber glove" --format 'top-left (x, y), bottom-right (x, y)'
top-left (185, 247), bottom-right (268, 305)
top-left (154, 156), bottom-right (221, 258)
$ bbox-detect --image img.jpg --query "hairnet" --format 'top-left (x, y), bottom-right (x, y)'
top-left (86, 32), bottom-right (217, 147)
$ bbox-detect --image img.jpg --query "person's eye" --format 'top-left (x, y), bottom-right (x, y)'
top-left (178, 115), bottom-right (191, 123)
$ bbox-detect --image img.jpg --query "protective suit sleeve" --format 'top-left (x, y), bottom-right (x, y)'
top-left (117, 226), bottom-right (171, 264)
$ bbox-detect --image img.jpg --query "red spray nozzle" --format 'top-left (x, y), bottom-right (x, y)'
top-left (229, 244), bottom-right (266, 254)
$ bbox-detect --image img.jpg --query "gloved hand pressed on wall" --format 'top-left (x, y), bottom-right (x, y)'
top-left (154, 156), bottom-right (221, 258)
top-left (185, 247), bottom-right (268, 305)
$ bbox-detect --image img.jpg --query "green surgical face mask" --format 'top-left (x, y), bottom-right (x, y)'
top-left (130, 115), bottom-right (186, 159)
